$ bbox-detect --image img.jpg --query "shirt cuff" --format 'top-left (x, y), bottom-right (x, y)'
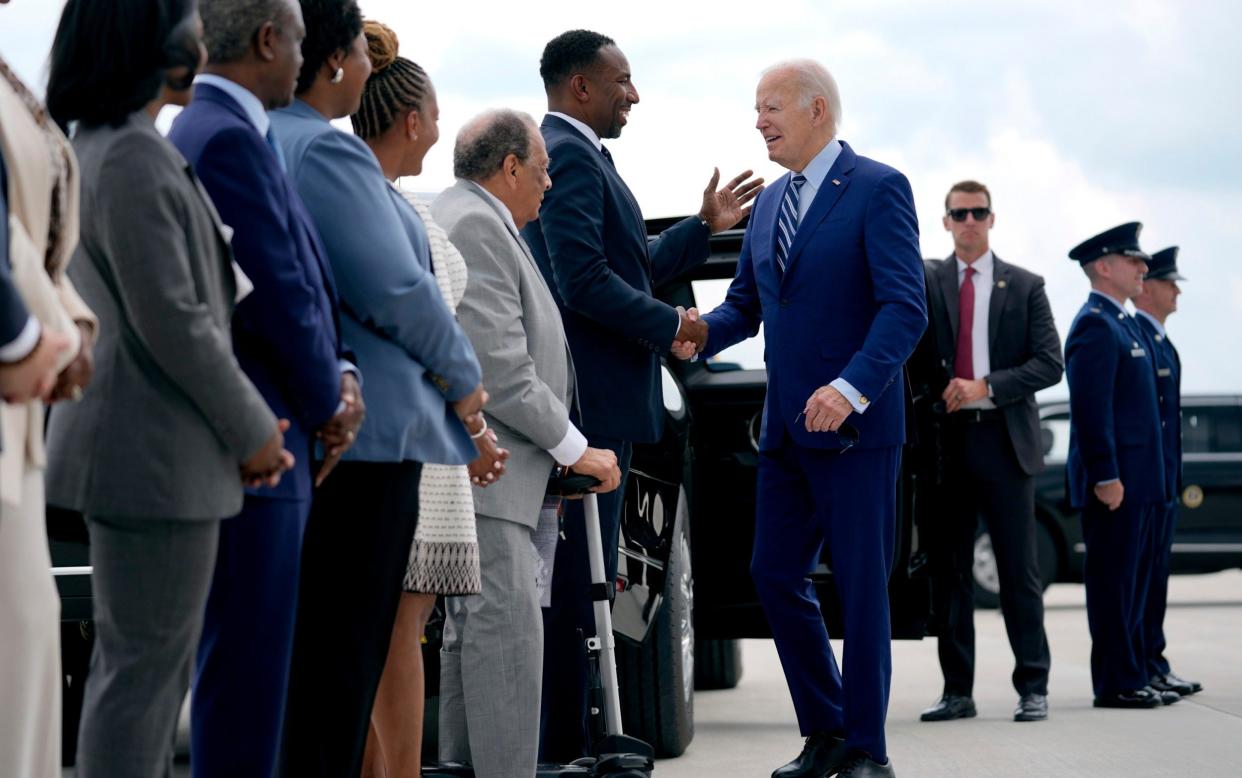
top-left (548, 422), bottom-right (588, 467)
top-left (986, 377), bottom-right (994, 398)
top-left (0, 316), bottom-right (42, 363)
top-left (1096, 478), bottom-right (1120, 487)
top-left (830, 377), bottom-right (869, 414)
top-left (334, 360), bottom-right (361, 415)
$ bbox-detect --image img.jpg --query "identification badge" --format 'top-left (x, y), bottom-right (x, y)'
top-left (1157, 367), bottom-right (1172, 377)
top-left (1130, 347), bottom-right (1147, 357)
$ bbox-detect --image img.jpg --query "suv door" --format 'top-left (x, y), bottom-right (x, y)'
top-left (1173, 396), bottom-right (1242, 565)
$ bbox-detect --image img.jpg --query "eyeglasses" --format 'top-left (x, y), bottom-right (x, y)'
top-left (947, 207), bottom-right (991, 222)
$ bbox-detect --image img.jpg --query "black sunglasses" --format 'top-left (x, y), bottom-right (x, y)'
top-left (947, 207), bottom-right (991, 222)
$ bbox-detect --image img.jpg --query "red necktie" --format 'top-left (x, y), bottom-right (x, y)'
top-left (955, 266), bottom-right (976, 379)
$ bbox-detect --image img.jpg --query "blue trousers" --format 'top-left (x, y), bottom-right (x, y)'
top-left (538, 435), bottom-right (631, 763)
top-left (191, 496), bottom-right (308, 778)
top-left (1143, 499), bottom-right (1179, 677)
top-left (1081, 497), bottom-right (1159, 697)
top-left (752, 442), bottom-right (899, 764)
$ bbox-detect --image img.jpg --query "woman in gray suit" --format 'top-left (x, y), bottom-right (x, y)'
top-left (43, 2), bottom-right (292, 775)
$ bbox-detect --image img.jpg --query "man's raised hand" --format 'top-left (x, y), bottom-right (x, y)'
top-left (698, 168), bottom-right (765, 233)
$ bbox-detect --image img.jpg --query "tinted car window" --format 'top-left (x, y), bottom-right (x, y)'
top-left (1183, 405), bottom-right (1242, 454)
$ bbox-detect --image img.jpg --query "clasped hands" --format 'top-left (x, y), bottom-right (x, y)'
top-left (455, 383), bottom-right (511, 488)
top-left (941, 377), bottom-right (988, 413)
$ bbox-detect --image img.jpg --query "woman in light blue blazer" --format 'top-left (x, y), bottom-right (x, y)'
top-left (271, 2), bottom-right (490, 774)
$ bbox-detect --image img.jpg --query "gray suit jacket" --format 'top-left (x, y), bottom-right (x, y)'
top-left (46, 112), bottom-right (276, 520)
top-left (432, 181), bottom-right (577, 528)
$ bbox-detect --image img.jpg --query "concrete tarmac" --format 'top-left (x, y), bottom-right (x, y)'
top-left (657, 570), bottom-right (1242, 777)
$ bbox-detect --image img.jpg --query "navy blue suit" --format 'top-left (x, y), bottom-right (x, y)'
top-left (169, 83), bottom-right (345, 778)
top-left (1065, 292), bottom-right (1165, 697)
top-left (1135, 313), bottom-right (1182, 678)
top-left (702, 141), bottom-right (926, 761)
top-left (521, 114), bottom-right (711, 760)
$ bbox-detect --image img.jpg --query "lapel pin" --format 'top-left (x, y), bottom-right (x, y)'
top-left (996, 280), bottom-right (1007, 289)
top-left (831, 178), bottom-right (841, 186)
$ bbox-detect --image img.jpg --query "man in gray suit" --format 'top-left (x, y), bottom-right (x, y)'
top-left (432, 109), bottom-right (621, 778)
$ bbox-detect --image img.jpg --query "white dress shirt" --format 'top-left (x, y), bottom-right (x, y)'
top-left (465, 181), bottom-right (587, 467)
top-left (956, 250), bottom-right (996, 409)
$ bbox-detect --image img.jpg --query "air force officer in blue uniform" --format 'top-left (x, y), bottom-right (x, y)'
top-left (1064, 222), bottom-right (1172, 709)
top-left (1133, 246), bottom-right (1202, 697)
top-left (694, 60), bottom-right (926, 778)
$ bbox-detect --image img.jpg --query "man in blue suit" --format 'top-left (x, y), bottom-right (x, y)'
top-left (1064, 222), bottom-right (1173, 710)
top-left (522, 29), bottom-right (761, 761)
top-left (1133, 246), bottom-right (1202, 698)
top-left (690, 60), bottom-right (926, 778)
top-left (168, 1), bottom-right (364, 774)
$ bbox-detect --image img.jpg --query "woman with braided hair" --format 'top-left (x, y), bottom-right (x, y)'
top-left (350, 20), bottom-right (508, 777)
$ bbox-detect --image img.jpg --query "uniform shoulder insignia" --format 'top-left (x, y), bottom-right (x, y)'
top-left (1089, 307), bottom-right (1102, 314)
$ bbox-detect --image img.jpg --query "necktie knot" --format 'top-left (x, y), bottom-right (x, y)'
top-left (600, 145), bottom-right (614, 166)
top-left (791, 173), bottom-right (807, 190)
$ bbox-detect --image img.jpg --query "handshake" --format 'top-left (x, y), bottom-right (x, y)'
top-left (671, 306), bottom-right (707, 360)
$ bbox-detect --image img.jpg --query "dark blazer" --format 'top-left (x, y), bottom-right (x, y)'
top-left (46, 112), bottom-right (276, 519)
top-left (702, 141), bottom-right (927, 450)
top-left (1065, 292), bottom-right (1166, 508)
top-left (1135, 315), bottom-right (1182, 498)
top-left (522, 114), bottom-right (709, 443)
top-left (921, 253), bottom-right (1063, 474)
top-left (169, 83), bottom-right (344, 503)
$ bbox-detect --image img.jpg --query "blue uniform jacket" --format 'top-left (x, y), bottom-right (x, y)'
top-left (1135, 315), bottom-right (1182, 499)
top-left (522, 114), bottom-right (710, 444)
top-left (702, 141), bottom-right (927, 451)
top-left (169, 84), bottom-right (344, 502)
top-left (1065, 292), bottom-right (1166, 508)
top-left (271, 100), bottom-right (480, 466)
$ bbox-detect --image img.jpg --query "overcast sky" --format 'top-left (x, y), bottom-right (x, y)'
top-left (3, 0), bottom-right (1239, 398)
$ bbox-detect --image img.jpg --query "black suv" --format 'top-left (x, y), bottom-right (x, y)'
top-left (49, 218), bottom-right (937, 764)
top-left (970, 396), bottom-right (1242, 607)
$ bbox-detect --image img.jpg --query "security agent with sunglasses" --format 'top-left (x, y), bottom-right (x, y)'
top-left (914, 180), bottom-right (1062, 724)
top-left (1064, 221), bottom-right (1173, 709)
top-left (688, 59), bottom-right (926, 778)
top-left (1132, 247), bottom-right (1202, 698)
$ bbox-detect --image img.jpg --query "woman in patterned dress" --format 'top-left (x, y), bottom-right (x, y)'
top-left (351, 21), bottom-right (508, 777)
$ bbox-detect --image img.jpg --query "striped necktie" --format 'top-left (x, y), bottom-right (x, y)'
top-left (775, 174), bottom-right (807, 275)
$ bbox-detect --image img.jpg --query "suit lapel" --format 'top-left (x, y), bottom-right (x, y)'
top-left (783, 142), bottom-right (856, 278)
top-left (938, 254), bottom-right (960, 347)
top-left (988, 254), bottom-right (1010, 365)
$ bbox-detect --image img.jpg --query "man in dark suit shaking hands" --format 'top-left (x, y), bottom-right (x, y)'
top-left (522, 29), bottom-right (762, 761)
top-left (916, 181), bottom-right (1062, 725)
top-left (688, 59), bottom-right (926, 777)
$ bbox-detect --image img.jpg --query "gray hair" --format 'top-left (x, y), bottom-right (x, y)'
top-left (201, 0), bottom-right (295, 64)
top-left (762, 58), bottom-right (843, 132)
top-left (454, 109), bottom-right (539, 182)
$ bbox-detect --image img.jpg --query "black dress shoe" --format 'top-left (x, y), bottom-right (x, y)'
top-left (837, 753), bottom-right (896, 777)
top-left (771, 731), bottom-right (848, 778)
top-left (1145, 685), bottom-right (1181, 705)
top-left (919, 694), bottom-right (976, 722)
top-left (1151, 671), bottom-right (1202, 696)
top-left (1093, 688), bottom-right (1162, 708)
top-left (1013, 693), bottom-right (1048, 721)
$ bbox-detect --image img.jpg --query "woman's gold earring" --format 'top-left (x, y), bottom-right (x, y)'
top-left (330, 67), bottom-right (344, 84)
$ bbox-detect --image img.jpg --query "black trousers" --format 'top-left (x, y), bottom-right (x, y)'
top-left (539, 435), bottom-right (632, 763)
top-left (281, 460), bottom-right (422, 778)
top-left (931, 416), bottom-right (1050, 697)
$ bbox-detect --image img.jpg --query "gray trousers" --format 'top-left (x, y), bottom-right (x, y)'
top-left (440, 515), bottom-right (542, 778)
top-left (76, 514), bottom-right (220, 778)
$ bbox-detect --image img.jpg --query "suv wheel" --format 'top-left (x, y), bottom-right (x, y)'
top-left (694, 638), bottom-right (743, 690)
top-left (616, 487), bottom-right (694, 757)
